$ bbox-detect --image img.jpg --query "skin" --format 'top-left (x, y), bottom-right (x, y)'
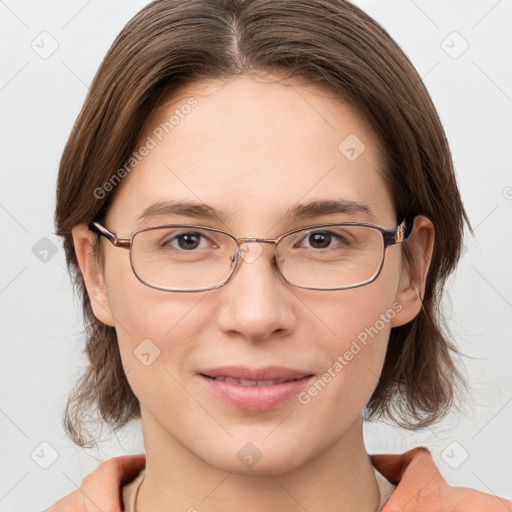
top-left (72, 73), bottom-right (434, 512)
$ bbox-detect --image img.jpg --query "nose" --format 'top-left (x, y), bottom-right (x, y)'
top-left (215, 242), bottom-right (297, 343)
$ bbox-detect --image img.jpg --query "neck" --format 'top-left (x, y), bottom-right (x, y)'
top-left (136, 409), bottom-right (380, 512)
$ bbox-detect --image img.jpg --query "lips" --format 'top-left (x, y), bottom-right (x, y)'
top-left (198, 366), bottom-right (315, 411)
top-left (206, 376), bottom-right (294, 386)
top-left (200, 366), bottom-right (312, 381)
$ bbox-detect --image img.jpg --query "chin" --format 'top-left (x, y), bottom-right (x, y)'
top-left (198, 437), bottom-right (313, 476)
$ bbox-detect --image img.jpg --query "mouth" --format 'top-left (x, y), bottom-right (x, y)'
top-left (198, 366), bottom-right (315, 411)
top-left (203, 376), bottom-right (304, 386)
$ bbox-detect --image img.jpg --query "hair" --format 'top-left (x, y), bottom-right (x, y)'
top-left (55, 0), bottom-right (469, 448)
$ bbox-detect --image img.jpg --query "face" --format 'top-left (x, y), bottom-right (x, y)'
top-left (75, 74), bottom-right (429, 474)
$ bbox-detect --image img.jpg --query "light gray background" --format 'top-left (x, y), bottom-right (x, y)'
top-left (1, 1), bottom-right (511, 510)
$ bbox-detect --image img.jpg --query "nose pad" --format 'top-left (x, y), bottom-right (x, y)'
top-left (239, 241), bottom-right (264, 264)
top-left (228, 242), bottom-right (281, 282)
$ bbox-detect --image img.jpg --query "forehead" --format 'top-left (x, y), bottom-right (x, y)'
top-left (107, 74), bottom-right (394, 233)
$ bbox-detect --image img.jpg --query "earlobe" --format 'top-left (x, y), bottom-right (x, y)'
top-left (71, 224), bottom-right (116, 327)
top-left (391, 216), bottom-right (434, 328)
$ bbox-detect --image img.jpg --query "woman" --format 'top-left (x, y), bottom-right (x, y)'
top-left (46, 0), bottom-right (511, 510)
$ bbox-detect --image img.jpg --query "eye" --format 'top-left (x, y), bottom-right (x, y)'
top-left (300, 230), bottom-right (348, 250)
top-left (305, 231), bottom-right (332, 249)
top-left (164, 231), bottom-right (214, 251)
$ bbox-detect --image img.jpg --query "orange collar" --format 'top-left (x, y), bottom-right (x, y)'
top-left (371, 446), bottom-right (512, 511)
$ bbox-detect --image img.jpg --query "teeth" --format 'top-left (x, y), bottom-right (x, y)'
top-left (212, 376), bottom-right (290, 386)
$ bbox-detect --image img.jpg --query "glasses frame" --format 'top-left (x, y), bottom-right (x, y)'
top-left (89, 216), bottom-right (415, 292)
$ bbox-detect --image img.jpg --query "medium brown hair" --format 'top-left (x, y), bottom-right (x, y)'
top-left (56, 0), bottom-right (468, 448)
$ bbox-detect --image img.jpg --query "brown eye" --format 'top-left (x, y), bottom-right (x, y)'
top-left (159, 231), bottom-right (212, 251)
top-left (175, 233), bottom-right (202, 250)
top-left (308, 231), bottom-right (332, 249)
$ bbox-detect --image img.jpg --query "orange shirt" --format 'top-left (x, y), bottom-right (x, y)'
top-left (45, 447), bottom-right (512, 511)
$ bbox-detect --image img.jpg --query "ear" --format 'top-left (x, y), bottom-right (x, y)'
top-left (391, 215), bottom-right (434, 327)
top-left (72, 224), bottom-right (115, 327)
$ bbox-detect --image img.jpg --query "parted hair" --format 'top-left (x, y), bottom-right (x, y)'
top-left (55, 0), bottom-right (468, 447)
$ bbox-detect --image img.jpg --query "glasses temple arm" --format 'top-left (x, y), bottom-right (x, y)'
top-left (88, 222), bottom-right (131, 248)
top-left (383, 216), bottom-right (416, 246)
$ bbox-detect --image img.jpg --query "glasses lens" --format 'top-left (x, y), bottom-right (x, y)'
top-left (130, 226), bottom-right (237, 291)
top-left (277, 225), bottom-right (385, 289)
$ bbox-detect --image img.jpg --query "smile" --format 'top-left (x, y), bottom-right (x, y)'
top-left (198, 366), bottom-right (315, 411)
top-left (205, 376), bottom-right (302, 386)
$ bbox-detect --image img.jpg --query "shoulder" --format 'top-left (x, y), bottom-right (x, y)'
top-left (371, 447), bottom-right (512, 512)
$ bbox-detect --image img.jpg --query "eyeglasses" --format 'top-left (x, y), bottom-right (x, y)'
top-left (89, 217), bottom-right (414, 292)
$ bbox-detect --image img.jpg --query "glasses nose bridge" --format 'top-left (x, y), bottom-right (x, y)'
top-left (235, 236), bottom-right (279, 256)
top-left (232, 237), bottom-right (281, 270)
top-left (236, 236), bottom-right (278, 247)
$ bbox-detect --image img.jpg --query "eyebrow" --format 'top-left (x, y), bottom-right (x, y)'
top-left (135, 199), bottom-right (375, 225)
top-left (136, 201), bottom-right (225, 224)
top-left (284, 199), bottom-right (375, 222)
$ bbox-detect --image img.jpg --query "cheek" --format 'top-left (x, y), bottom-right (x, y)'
top-left (102, 248), bottom-right (209, 348)
top-left (103, 263), bottom-right (211, 393)
top-left (109, 290), bottom-right (218, 427)
top-left (301, 256), bottom-right (402, 409)
top-left (321, 286), bottom-right (395, 369)
top-left (111, 289), bottom-right (211, 360)
top-left (310, 252), bottom-right (401, 351)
